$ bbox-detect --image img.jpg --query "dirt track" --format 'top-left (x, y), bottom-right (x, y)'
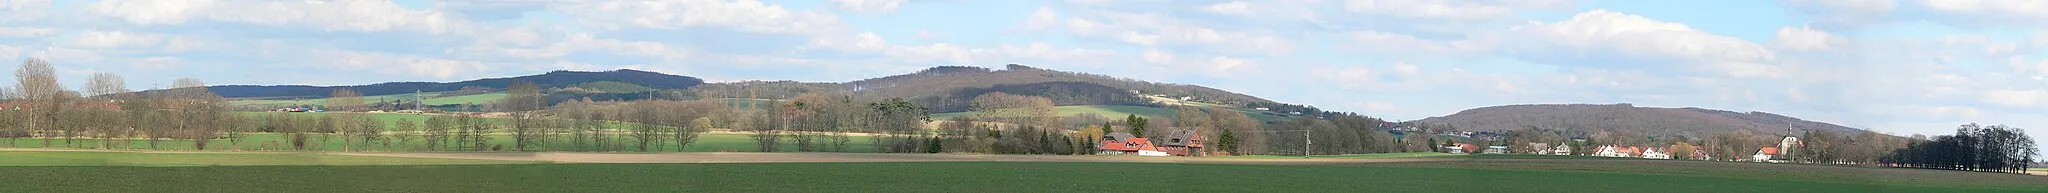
top-left (336, 152), bottom-right (1459, 165)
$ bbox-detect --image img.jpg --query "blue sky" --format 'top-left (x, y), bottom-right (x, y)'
top-left (3, 0), bottom-right (2048, 149)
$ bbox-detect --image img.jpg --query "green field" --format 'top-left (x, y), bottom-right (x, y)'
top-left (1227, 152), bottom-right (1466, 159)
top-left (0, 151), bottom-right (540, 166)
top-left (932, 105), bottom-right (1291, 123)
top-left (1, 152), bottom-right (2041, 192)
top-left (3, 132), bottom-right (877, 153)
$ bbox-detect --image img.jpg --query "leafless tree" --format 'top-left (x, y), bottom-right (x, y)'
top-left (328, 89), bottom-right (363, 151)
top-left (393, 118), bottom-right (417, 151)
top-left (84, 73), bottom-right (126, 149)
top-left (15, 58), bottom-right (63, 148)
top-left (502, 81), bottom-right (543, 151)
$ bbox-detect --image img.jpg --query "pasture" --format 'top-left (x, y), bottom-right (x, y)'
top-left (931, 105), bottom-right (1290, 123)
top-left (2, 132), bottom-right (879, 153)
top-left (1, 151), bottom-right (2042, 192)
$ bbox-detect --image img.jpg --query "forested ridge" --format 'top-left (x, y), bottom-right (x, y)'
top-left (173, 69), bottom-right (704, 99)
top-left (1414, 104), bottom-right (1870, 138)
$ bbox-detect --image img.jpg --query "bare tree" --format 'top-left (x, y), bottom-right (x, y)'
top-left (502, 81), bottom-right (542, 151)
top-left (393, 118), bottom-right (417, 151)
top-left (328, 89), bottom-right (363, 151)
top-left (84, 73), bottom-right (126, 149)
top-left (167, 78), bottom-right (226, 150)
top-left (15, 58), bottom-right (62, 148)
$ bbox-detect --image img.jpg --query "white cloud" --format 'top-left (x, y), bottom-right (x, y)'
top-left (1201, 1), bottom-right (1252, 15)
top-left (1919, 0), bottom-right (2048, 23)
top-left (1064, 12), bottom-right (1294, 55)
top-left (1392, 61), bottom-right (1421, 76)
top-left (0, 27), bottom-right (56, 37)
top-left (134, 57), bottom-right (181, 69)
top-left (90, 0), bottom-right (465, 34)
top-left (70, 30), bottom-right (161, 48)
top-left (456, 32), bottom-right (683, 60)
top-left (1781, 0), bottom-right (1895, 28)
top-left (1350, 30), bottom-right (1483, 56)
top-left (316, 49), bottom-right (493, 80)
top-left (1142, 49), bottom-right (1172, 64)
top-left (1983, 89), bottom-right (2048, 107)
top-left (556, 0), bottom-right (843, 34)
top-left (831, 0), bottom-right (906, 14)
top-left (1344, 0), bottom-right (1569, 21)
top-left (1773, 25), bottom-right (1839, 51)
top-left (1025, 7), bottom-right (1061, 30)
top-left (1358, 101), bottom-right (1401, 112)
top-left (1498, 10), bottom-right (1781, 78)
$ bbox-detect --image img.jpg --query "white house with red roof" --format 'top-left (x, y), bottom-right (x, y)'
top-left (1098, 133), bottom-right (1170, 156)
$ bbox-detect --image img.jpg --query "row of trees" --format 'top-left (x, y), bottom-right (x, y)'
top-left (1883, 124), bottom-right (2038, 173)
top-left (3, 58), bottom-right (232, 150)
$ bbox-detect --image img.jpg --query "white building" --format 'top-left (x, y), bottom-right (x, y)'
top-left (1642, 148), bottom-right (1671, 159)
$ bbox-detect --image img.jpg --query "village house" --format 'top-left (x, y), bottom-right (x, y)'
top-left (1526, 143), bottom-right (1550, 155)
top-left (1642, 147), bottom-right (1671, 159)
top-left (1157, 131), bottom-right (1206, 157)
top-left (1753, 147), bottom-right (1781, 162)
top-left (1552, 144), bottom-right (1573, 155)
top-left (1483, 146), bottom-right (1508, 154)
top-left (1097, 133), bottom-right (1169, 156)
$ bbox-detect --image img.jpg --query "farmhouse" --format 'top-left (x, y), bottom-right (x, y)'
top-left (1158, 131), bottom-right (1206, 157)
top-left (1552, 144), bottom-right (1573, 155)
top-left (1098, 133), bottom-right (1170, 156)
top-left (1527, 143), bottom-right (1550, 154)
top-left (1642, 147), bottom-right (1671, 159)
top-left (1483, 146), bottom-right (1508, 154)
top-left (1753, 147), bottom-right (1781, 162)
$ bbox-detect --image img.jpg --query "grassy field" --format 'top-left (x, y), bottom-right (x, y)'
top-left (228, 92), bottom-right (446, 106)
top-left (227, 92), bottom-right (505, 106)
top-left (0, 151), bottom-right (541, 166)
top-left (1, 153), bottom-right (2041, 192)
top-left (421, 93), bottom-right (507, 105)
top-left (2, 132), bottom-right (878, 152)
top-left (1227, 152), bottom-right (1466, 159)
top-left (932, 105), bottom-right (1291, 123)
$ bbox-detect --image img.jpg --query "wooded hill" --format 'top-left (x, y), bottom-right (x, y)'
top-left (690, 64), bottom-right (1322, 114)
top-left (187, 69), bottom-right (703, 99)
top-left (1413, 104), bottom-right (1873, 138)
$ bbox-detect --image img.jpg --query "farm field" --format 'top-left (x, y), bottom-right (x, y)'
top-left (0, 151), bottom-right (541, 166)
top-left (931, 105), bottom-right (1290, 123)
top-left (1, 133), bottom-right (878, 153)
top-left (227, 92), bottom-right (505, 106)
top-left (1226, 152), bottom-right (1465, 159)
top-left (1, 151), bottom-right (2041, 192)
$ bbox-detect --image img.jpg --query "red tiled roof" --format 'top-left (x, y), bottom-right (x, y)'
top-left (1759, 147), bottom-right (1780, 155)
top-left (1099, 137), bottom-right (1157, 152)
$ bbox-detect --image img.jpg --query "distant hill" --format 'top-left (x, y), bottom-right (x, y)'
top-left (1413, 104), bottom-right (1870, 137)
top-left (181, 69), bottom-right (702, 99)
top-left (839, 64), bottom-right (1302, 113)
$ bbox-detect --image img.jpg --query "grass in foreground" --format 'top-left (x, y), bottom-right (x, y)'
top-left (4, 133), bottom-right (878, 153)
top-left (1227, 152), bottom-right (1465, 159)
top-left (0, 151), bottom-right (539, 166)
top-left (3, 160), bottom-right (2041, 192)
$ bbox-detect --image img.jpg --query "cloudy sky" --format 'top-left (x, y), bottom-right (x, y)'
top-left (3, 0), bottom-right (2047, 145)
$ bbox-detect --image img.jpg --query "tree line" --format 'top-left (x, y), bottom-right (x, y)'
top-left (1882, 124), bottom-right (2037, 173)
top-left (3, 58), bottom-right (233, 150)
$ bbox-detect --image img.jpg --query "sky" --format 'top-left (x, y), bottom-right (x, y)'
top-left (2, 0), bottom-right (2047, 150)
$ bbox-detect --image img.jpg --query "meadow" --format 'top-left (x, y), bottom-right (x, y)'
top-left (1, 151), bottom-right (2041, 192)
top-left (2, 132), bottom-right (878, 153)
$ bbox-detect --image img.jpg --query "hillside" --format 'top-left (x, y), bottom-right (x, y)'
top-left (1413, 104), bottom-right (1870, 137)
top-left (841, 64), bottom-right (1299, 113)
top-left (186, 69), bottom-right (702, 99)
